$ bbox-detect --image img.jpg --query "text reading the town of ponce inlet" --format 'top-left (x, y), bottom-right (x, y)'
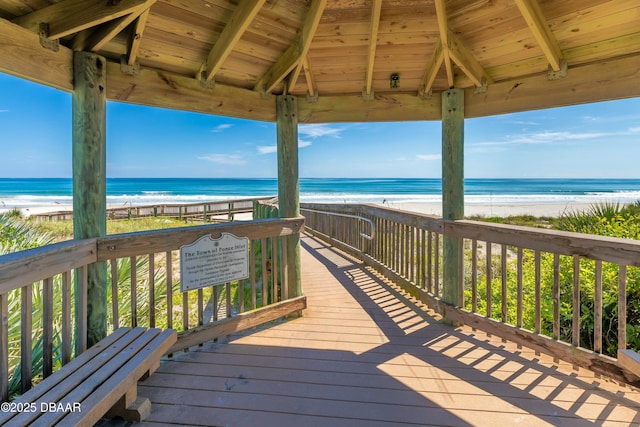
top-left (180, 232), bottom-right (249, 292)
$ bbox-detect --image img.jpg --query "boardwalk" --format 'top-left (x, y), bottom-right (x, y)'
top-left (126, 234), bottom-right (640, 426)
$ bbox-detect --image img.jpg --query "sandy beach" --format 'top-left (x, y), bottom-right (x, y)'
top-left (384, 201), bottom-right (597, 218)
top-left (3, 200), bottom-right (600, 219)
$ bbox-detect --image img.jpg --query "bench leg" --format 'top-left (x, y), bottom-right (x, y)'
top-left (104, 387), bottom-right (151, 422)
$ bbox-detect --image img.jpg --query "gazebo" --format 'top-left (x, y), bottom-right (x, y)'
top-left (1, 0), bottom-right (640, 424)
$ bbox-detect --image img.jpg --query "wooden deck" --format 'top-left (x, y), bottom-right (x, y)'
top-left (115, 234), bottom-right (640, 426)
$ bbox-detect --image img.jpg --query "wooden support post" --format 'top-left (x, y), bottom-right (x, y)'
top-left (276, 95), bottom-right (301, 298)
top-left (441, 88), bottom-right (464, 306)
top-left (73, 51), bottom-right (107, 347)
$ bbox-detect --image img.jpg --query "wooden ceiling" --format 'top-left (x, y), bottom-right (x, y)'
top-left (0, 0), bottom-right (639, 123)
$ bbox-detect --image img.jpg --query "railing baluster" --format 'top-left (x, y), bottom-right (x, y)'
top-left (130, 256), bottom-right (137, 327)
top-left (76, 265), bottom-right (88, 354)
top-left (535, 250), bottom-right (541, 335)
top-left (427, 231), bottom-right (433, 293)
top-left (43, 276), bottom-right (53, 378)
top-left (572, 255), bottom-right (581, 348)
top-left (166, 251), bottom-right (173, 330)
top-left (149, 253), bottom-right (155, 328)
top-left (434, 233), bottom-right (440, 297)
top-left (198, 289), bottom-right (204, 326)
top-left (110, 259), bottom-right (119, 329)
top-left (226, 283), bottom-right (232, 318)
top-left (282, 236), bottom-right (288, 301)
top-left (261, 238), bottom-right (268, 306)
top-left (517, 248), bottom-right (523, 330)
top-left (182, 289), bottom-right (189, 331)
top-left (619, 265), bottom-right (627, 351)
top-left (594, 260), bottom-right (603, 353)
top-left (271, 237), bottom-right (278, 302)
top-left (21, 283), bottom-right (33, 393)
top-left (61, 271), bottom-right (71, 365)
top-left (501, 244), bottom-right (507, 324)
top-left (471, 239), bottom-right (478, 313)
top-left (553, 253), bottom-right (560, 341)
top-left (1, 293), bottom-right (8, 401)
top-left (250, 240), bottom-right (257, 310)
top-left (486, 242), bottom-right (492, 319)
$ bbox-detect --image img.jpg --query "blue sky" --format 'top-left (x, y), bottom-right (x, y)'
top-left (1, 72), bottom-right (639, 179)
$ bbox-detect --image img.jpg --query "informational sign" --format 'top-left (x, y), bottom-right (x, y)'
top-left (180, 232), bottom-right (249, 292)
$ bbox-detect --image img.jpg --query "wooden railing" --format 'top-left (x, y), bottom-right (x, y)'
top-left (301, 203), bottom-right (640, 386)
top-left (29, 197), bottom-right (274, 222)
top-left (0, 217), bottom-right (305, 400)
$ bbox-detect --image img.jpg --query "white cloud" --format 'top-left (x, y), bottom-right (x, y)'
top-left (416, 154), bottom-right (441, 161)
top-left (257, 145), bottom-right (277, 154)
top-left (257, 139), bottom-right (312, 155)
top-left (475, 130), bottom-right (608, 147)
top-left (211, 124), bottom-right (233, 133)
top-left (0, 109), bottom-right (8, 113)
top-left (299, 124), bottom-right (343, 138)
top-left (198, 154), bottom-right (246, 165)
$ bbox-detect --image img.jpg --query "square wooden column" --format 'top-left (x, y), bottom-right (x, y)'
top-left (73, 51), bottom-right (107, 348)
top-left (276, 95), bottom-right (302, 298)
top-left (441, 88), bottom-right (464, 306)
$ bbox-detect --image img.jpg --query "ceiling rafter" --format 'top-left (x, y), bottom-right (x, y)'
top-left (434, 0), bottom-right (454, 88)
top-left (202, 0), bottom-right (266, 82)
top-left (71, 5), bottom-right (152, 53)
top-left (434, 0), bottom-right (492, 89)
top-left (420, 42), bottom-right (444, 96)
top-left (364, 0), bottom-right (382, 98)
top-left (126, 8), bottom-right (150, 66)
top-left (11, 0), bottom-right (153, 40)
top-left (514, 0), bottom-right (563, 71)
top-left (301, 55), bottom-right (317, 98)
top-left (255, 0), bottom-right (326, 94)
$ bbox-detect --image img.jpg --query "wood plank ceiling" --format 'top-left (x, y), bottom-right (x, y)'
top-left (0, 0), bottom-right (639, 123)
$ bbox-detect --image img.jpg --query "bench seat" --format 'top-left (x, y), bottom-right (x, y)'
top-left (0, 327), bottom-right (176, 427)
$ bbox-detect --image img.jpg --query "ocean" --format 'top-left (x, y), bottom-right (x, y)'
top-left (1, 178), bottom-right (640, 211)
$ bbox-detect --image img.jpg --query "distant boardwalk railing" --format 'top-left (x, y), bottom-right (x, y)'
top-left (30, 197), bottom-right (276, 222)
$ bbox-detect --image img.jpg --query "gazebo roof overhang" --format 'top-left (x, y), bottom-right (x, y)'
top-left (0, 0), bottom-right (638, 123)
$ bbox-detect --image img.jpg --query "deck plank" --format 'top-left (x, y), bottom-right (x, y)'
top-left (121, 234), bottom-right (640, 426)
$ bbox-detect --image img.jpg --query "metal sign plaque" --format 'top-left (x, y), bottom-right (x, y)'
top-left (180, 232), bottom-right (249, 292)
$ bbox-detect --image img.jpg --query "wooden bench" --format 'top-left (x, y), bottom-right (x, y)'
top-left (0, 327), bottom-right (176, 426)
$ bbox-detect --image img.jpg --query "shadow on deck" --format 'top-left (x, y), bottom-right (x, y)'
top-left (112, 234), bottom-right (640, 426)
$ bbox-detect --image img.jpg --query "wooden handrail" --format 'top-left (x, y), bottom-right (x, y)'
top-left (0, 217), bottom-right (305, 400)
top-left (301, 202), bottom-right (640, 386)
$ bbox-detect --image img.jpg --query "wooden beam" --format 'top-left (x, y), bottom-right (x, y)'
top-left (202, 0), bottom-right (266, 82)
top-left (298, 92), bottom-right (441, 123)
top-left (302, 55), bottom-right (318, 98)
top-left (447, 30), bottom-right (493, 88)
top-left (364, 0), bottom-right (382, 96)
top-left (513, 0), bottom-right (563, 71)
top-left (298, 54), bottom-right (640, 123)
top-left (277, 95), bottom-right (302, 298)
top-left (0, 17), bottom-right (73, 91)
top-left (464, 54), bottom-right (640, 118)
top-left (106, 61), bottom-right (276, 122)
top-left (255, 0), bottom-right (326, 94)
top-left (421, 42), bottom-right (444, 95)
top-left (73, 51), bottom-right (108, 347)
top-left (12, 0), bottom-right (153, 40)
top-left (434, 0), bottom-right (454, 88)
top-left (127, 8), bottom-right (150, 66)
